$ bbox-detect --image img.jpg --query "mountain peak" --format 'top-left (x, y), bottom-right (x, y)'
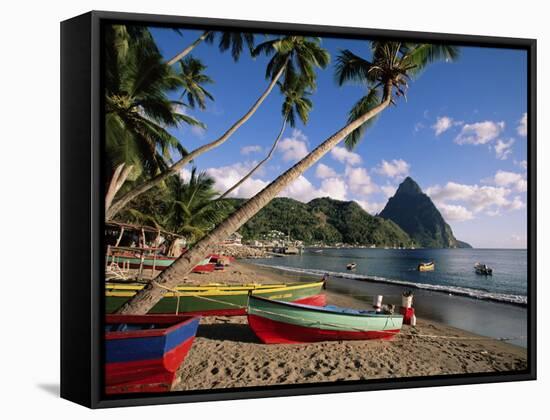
top-left (380, 177), bottom-right (471, 248)
top-left (396, 176), bottom-right (423, 195)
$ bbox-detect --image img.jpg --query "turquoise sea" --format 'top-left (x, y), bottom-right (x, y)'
top-left (251, 248), bottom-right (528, 305)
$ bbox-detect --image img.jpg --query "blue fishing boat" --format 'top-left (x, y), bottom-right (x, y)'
top-left (105, 314), bottom-right (200, 394)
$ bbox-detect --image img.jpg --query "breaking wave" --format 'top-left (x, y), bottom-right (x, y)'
top-left (253, 263), bottom-right (528, 306)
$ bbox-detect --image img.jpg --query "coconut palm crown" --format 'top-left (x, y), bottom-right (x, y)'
top-left (336, 42), bottom-right (459, 149)
top-left (104, 25), bottom-right (204, 179)
top-left (176, 56), bottom-right (215, 110)
top-left (253, 36), bottom-right (331, 90)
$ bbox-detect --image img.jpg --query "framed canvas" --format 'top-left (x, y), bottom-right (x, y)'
top-left (60, 10), bottom-right (536, 408)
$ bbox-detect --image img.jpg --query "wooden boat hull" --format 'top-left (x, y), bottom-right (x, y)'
top-left (192, 263), bottom-right (216, 273)
top-left (107, 255), bottom-right (217, 273)
top-left (247, 295), bottom-right (402, 344)
top-left (105, 315), bottom-right (200, 394)
top-left (107, 254), bottom-right (176, 271)
top-left (105, 281), bottom-right (326, 316)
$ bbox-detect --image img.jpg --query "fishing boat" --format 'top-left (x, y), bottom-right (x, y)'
top-left (247, 295), bottom-right (403, 344)
top-left (191, 257), bottom-right (216, 273)
top-left (346, 262), bottom-right (357, 270)
top-left (417, 261), bottom-right (435, 272)
top-left (107, 254), bottom-right (218, 273)
top-left (107, 253), bottom-right (176, 271)
top-left (105, 280), bottom-right (326, 316)
top-left (474, 262), bottom-right (493, 275)
top-left (105, 314), bottom-right (200, 394)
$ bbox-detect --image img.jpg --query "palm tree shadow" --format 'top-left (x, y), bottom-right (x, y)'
top-left (197, 323), bottom-right (260, 344)
top-left (37, 383), bottom-right (60, 397)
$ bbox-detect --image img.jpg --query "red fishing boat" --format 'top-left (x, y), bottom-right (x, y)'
top-left (105, 314), bottom-right (200, 394)
top-left (191, 256), bottom-right (216, 273)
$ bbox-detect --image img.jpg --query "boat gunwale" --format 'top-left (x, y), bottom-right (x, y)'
top-left (105, 280), bottom-right (325, 298)
top-left (105, 315), bottom-right (200, 340)
top-left (248, 294), bottom-right (403, 319)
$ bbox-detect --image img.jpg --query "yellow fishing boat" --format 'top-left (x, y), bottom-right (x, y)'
top-left (105, 280), bottom-right (326, 315)
top-left (417, 261), bottom-right (435, 272)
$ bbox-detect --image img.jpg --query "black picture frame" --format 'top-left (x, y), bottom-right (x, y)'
top-left (60, 10), bottom-right (537, 409)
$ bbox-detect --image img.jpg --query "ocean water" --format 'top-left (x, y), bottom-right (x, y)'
top-left (250, 248), bottom-right (528, 305)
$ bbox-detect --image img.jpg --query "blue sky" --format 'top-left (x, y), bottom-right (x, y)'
top-left (149, 27), bottom-right (528, 249)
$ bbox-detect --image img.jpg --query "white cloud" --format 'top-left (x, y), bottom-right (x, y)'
top-left (494, 138), bottom-right (514, 160)
top-left (492, 170), bottom-right (527, 192)
top-left (206, 162), bottom-right (268, 198)
top-left (432, 116), bottom-right (457, 136)
top-left (374, 159), bottom-right (410, 179)
top-left (517, 113), bottom-right (527, 137)
top-left (319, 177), bottom-right (348, 200)
top-left (179, 167), bottom-right (192, 183)
top-left (345, 166), bottom-right (378, 196)
top-left (281, 173), bottom-right (349, 202)
top-left (315, 163), bottom-right (337, 179)
top-left (330, 146), bottom-right (362, 166)
top-left (381, 184), bottom-right (397, 198)
top-left (437, 203), bottom-right (474, 222)
top-left (504, 195), bottom-right (526, 211)
top-left (279, 175), bottom-right (323, 202)
top-left (455, 120), bottom-right (505, 145)
top-left (241, 145), bottom-right (263, 155)
top-left (515, 160), bottom-right (527, 170)
top-left (277, 129), bottom-right (309, 162)
top-left (356, 200), bottom-right (385, 215)
top-left (426, 181), bottom-right (525, 218)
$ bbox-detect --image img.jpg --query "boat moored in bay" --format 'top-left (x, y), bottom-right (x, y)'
top-left (417, 261), bottom-right (435, 272)
top-left (474, 262), bottom-right (493, 275)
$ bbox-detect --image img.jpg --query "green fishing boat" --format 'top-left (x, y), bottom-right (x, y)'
top-left (105, 280), bottom-right (326, 316)
top-left (247, 295), bottom-right (403, 344)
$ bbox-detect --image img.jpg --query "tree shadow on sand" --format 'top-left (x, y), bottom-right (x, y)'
top-left (196, 323), bottom-right (260, 344)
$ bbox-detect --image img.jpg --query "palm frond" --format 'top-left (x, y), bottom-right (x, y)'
top-left (344, 88), bottom-right (382, 150)
top-left (335, 49), bottom-right (374, 86)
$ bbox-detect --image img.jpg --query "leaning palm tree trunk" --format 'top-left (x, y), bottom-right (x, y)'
top-left (166, 31), bottom-right (212, 66)
top-left (105, 163), bottom-right (134, 214)
top-left (116, 84), bottom-right (392, 315)
top-left (106, 62), bottom-right (289, 220)
top-left (218, 119), bottom-right (287, 200)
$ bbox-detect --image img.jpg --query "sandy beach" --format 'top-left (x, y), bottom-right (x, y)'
top-left (171, 261), bottom-right (527, 391)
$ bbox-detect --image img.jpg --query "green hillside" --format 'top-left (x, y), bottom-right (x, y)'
top-left (227, 197), bottom-right (412, 247)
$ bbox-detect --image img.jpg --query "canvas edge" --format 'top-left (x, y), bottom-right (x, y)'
top-left (59, 10), bottom-right (537, 409)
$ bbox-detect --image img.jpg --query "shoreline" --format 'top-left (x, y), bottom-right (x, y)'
top-left (245, 261), bottom-right (527, 348)
top-left (249, 261), bottom-right (527, 306)
top-left (172, 260), bottom-right (527, 391)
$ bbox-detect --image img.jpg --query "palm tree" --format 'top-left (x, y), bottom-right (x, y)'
top-left (116, 41), bottom-right (459, 315)
top-left (161, 170), bottom-right (232, 241)
top-left (176, 56), bottom-right (214, 110)
top-left (166, 31), bottom-right (255, 65)
top-left (104, 25), bottom-right (205, 210)
top-left (106, 36), bottom-right (330, 219)
top-left (218, 75), bottom-right (313, 199)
